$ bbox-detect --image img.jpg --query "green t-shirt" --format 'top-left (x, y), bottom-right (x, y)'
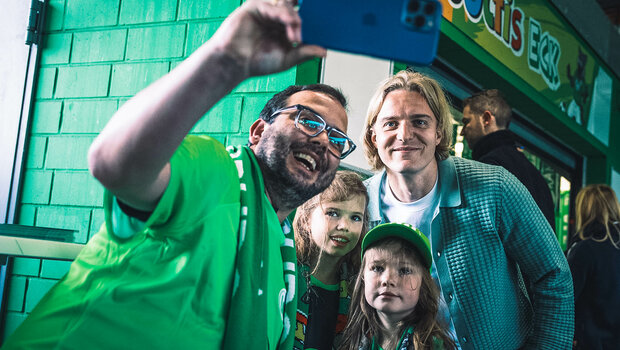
top-left (3, 136), bottom-right (287, 349)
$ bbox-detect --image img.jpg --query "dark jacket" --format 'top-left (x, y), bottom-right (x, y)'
top-left (472, 130), bottom-right (556, 231)
top-left (567, 222), bottom-right (620, 350)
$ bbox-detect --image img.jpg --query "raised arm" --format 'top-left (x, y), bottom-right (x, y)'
top-left (88, 0), bottom-right (325, 211)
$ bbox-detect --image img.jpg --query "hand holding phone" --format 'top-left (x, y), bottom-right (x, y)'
top-left (299, 0), bottom-right (442, 66)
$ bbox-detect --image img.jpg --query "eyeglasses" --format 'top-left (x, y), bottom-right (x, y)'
top-left (269, 104), bottom-right (356, 159)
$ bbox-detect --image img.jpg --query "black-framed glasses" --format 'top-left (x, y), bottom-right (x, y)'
top-left (269, 104), bottom-right (356, 159)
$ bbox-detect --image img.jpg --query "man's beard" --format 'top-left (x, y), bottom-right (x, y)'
top-left (255, 131), bottom-right (337, 211)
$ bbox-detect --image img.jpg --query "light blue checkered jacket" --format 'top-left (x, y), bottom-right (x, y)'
top-left (365, 156), bottom-right (574, 349)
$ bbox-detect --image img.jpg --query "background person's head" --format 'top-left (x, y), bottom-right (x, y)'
top-left (362, 70), bottom-right (453, 171)
top-left (293, 170), bottom-right (369, 272)
top-left (575, 184), bottom-right (620, 247)
top-left (460, 89), bottom-right (512, 149)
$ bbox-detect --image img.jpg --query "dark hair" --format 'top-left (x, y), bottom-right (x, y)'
top-left (462, 89), bottom-right (512, 128)
top-left (259, 84), bottom-right (348, 123)
top-left (340, 237), bottom-right (456, 350)
top-left (293, 170), bottom-right (369, 273)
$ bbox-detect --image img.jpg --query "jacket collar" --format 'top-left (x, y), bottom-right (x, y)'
top-left (438, 157), bottom-right (461, 208)
top-left (366, 157), bottom-right (462, 225)
top-left (471, 129), bottom-right (516, 160)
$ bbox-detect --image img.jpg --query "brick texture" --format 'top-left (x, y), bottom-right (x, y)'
top-left (61, 100), bottom-right (118, 133)
top-left (31, 101), bottom-right (62, 133)
top-left (120, 0), bottom-right (178, 24)
top-left (51, 171), bottom-right (104, 207)
top-left (36, 206), bottom-right (92, 243)
top-left (11, 258), bottom-right (41, 277)
top-left (6, 277), bottom-right (27, 312)
top-left (178, 0), bottom-right (238, 20)
top-left (55, 65), bottom-right (111, 98)
top-left (46, 136), bottom-right (94, 170)
top-left (72, 30), bottom-right (127, 63)
top-left (110, 62), bottom-right (169, 96)
top-left (25, 137), bottom-right (47, 169)
top-left (35, 68), bottom-right (56, 99)
top-left (40, 260), bottom-right (73, 279)
top-left (40, 33), bottom-right (72, 65)
top-left (126, 25), bottom-right (185, 60)
top-left (25, 279), bottom-right (58, 313)
top-left (64, 0), bottom-right (119, 29)
top-left (192, 96), bottom-right (243, 134)
top-left (20, 170), bottom-right (52, 204)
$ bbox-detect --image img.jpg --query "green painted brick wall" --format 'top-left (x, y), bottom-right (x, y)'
top-left (3, 0), bottom-right (320, 340)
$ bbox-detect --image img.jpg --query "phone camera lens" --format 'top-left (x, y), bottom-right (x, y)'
top-left (414, 15), bottom-right (426, 27)
top-left (408, 0), bottom-right (420, 13)
top-left (424, 2), bottom-right (436, 15)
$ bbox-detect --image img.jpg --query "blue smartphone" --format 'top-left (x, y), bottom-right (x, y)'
top-left (299, 0), bottom-right (442, 66)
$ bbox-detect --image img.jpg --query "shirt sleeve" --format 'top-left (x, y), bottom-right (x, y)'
top-left (497, 172), bottom-right (574, 349)
top-left (103, 135), bottom-right (240, 240)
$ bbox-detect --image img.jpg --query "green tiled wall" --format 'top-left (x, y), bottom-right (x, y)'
top-left (3, 0), bottom-right (318, 340)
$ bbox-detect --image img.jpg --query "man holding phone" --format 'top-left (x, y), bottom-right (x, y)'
top-left (2, 1), bottom-right (354, 349)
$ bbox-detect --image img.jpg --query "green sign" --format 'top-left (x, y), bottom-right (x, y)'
top-left (440, 0), bottom-right (615, 145)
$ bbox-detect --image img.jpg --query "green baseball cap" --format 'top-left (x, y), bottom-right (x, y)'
top-left (361, 223), bottom-right (432, 270)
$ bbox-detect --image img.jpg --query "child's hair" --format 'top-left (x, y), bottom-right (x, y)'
top-left (340, 237), bottom-right (456, 350)
top-left (575, 184), bottom-right (620, 249)
top-left (293, 170), bottom-right (369, 271)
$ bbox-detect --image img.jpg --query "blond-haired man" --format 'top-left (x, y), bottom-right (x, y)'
top-left (362, 70), bottom-right (573, 349)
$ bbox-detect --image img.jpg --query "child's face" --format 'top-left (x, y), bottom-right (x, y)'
top-left (309, 194), bottom-right (366, 259)
top-left (363, 242), bottom-right (422, 325)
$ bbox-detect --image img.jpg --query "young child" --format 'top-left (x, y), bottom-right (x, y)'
top-left (293, 170), bottom-right (369, 350)
top-left (340, 223), bottom-right (456, 350)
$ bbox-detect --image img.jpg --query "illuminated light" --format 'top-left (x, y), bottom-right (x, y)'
top-left (560, 176), bottom-right (571, 192)
top-left (454, 142), bottom-right (464, 158)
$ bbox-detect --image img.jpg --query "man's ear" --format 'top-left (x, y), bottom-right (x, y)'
top-left (435, 129), bottom-right (442, 146)
top-left (249, 119), bottom-right (267, 146)
top-left (370, 128), bottom-right (377, 147)
top-left (482, 111), bottom-right (496, 128)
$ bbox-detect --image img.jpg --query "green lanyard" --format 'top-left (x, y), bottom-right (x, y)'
top-left (371, 326), bottom-right (414, 350)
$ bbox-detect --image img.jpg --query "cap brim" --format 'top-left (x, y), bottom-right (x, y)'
top-left (361, 223), bottom-right (432, 269)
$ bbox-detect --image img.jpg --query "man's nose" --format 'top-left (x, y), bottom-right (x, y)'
top-left (396, 122), bottom-right (412, 141)
top-left (311, 128), bottom-right (330, 147)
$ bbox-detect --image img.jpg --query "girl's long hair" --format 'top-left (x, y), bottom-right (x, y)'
top-left (293, 170), bottom-right (369, 272)
top-left (575, 184), bottom-right (620, 249)
top-left (339, 238), bottom-right (456, 350)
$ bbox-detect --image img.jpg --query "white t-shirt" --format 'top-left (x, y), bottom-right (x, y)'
top-left (380, 175), bottom-right (440, 235)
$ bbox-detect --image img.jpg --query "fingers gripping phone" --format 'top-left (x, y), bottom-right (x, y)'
top-left (299, 0), bottom-right (442, 66)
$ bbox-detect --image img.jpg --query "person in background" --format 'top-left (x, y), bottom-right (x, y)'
top-left (340, 223), bottom-right (456, 350)
top-left (292, 170), bottom-right (368, 349)
top-left (567, 184), bottom-right (620, 349)
top-left (460, 89), bottom-right (556, 231)
top-left (362, 70), bottom-right (573, 348)
top-left (1, 1), bottom-right (355, 349)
